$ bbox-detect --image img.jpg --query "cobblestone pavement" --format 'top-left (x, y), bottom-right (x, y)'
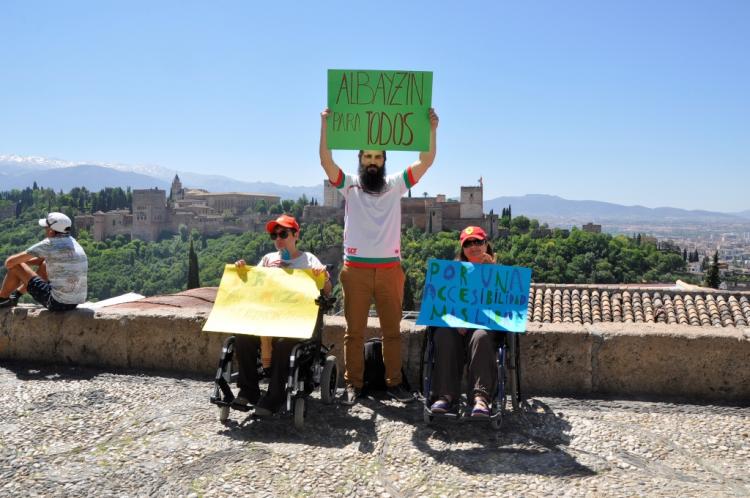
top-left (1, 363), bottom-right (748, 497)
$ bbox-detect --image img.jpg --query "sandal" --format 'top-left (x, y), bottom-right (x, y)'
top-left (471, 396), bottom-right (490, 418)
top-left (430, 397), bottom-right (452, 414)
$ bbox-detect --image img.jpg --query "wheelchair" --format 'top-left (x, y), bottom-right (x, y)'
top-left (210, 290), bottom-right (338, 429)
top-left (419, 326), bottom-right (522, 430)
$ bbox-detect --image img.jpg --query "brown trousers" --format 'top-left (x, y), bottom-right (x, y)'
top-left (430, 328), bottom-right (500, 400)
top-left (339, 264), bottom-right (405, 388)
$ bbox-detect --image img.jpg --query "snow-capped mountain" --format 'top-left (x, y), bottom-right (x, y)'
top-left (0, 154), bottom-right (172, 179)
top-left (0, 154), bottom-right (322, 201)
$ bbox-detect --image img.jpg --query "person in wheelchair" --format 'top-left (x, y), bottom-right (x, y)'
top-left (429, 226), bottom-right (500, 418)
top-left (232, 214), bottom-right (332, 417)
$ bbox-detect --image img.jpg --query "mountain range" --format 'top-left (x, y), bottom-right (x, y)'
top-left (484, 194), bottom-right (750, 224)
top-left (0, 155), bottom-right (321, 201)
top-left (1, 155), bottom-right (747, 224)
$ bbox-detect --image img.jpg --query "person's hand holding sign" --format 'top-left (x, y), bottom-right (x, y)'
top-left (310, 263), bottom-right (327, 277)
top-left (311, 263), bottom-right (333, 295)
top-left (479, 252), bottom-right (497, 264)
top-left (428, 107), bottom-right (439, 131)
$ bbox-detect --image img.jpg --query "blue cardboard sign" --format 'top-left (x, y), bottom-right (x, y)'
top-left (416, 259), bottom-right (532, 333)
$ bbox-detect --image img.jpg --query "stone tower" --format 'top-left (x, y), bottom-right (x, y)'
top-left (132, 188), bottom-right (168, 241)
top-left (460, 185), bottom-right (483, 219)
top-left (426, 206), bottom-right (443, 233)
top-left (170, 174), bottom-right (183, 201)
top-left (323, 179), bottom-right (343, 207)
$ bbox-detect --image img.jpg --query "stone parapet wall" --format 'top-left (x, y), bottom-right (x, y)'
top-left (2, 299), bottom-right (748, 401)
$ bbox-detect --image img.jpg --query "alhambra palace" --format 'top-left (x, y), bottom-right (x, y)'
top-left (75, 175), bottom-right (501, 242)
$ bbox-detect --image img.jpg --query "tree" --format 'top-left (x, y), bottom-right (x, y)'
top-left (510, 215), bottom-right (531, 234)
top-left (704, 251), bottom-right (720, 289)
top-left (403, 274), bottom-right (416, 311)
top-left (187, 239), bottom-right (201, 289)
top-left (268, 202), bottom-right (284, 214)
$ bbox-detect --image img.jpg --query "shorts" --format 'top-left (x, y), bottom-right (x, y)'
top-left (27, 277), bottom-right (78, 312)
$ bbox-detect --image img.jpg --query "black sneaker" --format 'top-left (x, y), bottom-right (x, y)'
top-left (0, 296), bottom-right (16, 308)
top-left (386, 385), bottom-right (415, 403)
top-left (233, 389), bottom-right (260, 407)
top-left (253, 394), bottom-right (281, 418)
top-left (340, 386), bottom-right (361, 405)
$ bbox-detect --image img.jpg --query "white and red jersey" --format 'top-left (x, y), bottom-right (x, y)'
top-left (330, 166), bottom-right (417, 268)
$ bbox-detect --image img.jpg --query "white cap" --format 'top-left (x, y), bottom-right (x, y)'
top-left (38, 212), bottom-right (72, 233)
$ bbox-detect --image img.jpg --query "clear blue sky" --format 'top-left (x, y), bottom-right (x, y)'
top-left (1, 1), bottom-right (748, 211)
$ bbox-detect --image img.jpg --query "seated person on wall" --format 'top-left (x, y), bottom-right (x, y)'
top-left (233, 214), bottom-right (332, 417)
top-left (429, 226), bottom-right (500, 418)
top-left (0, 212), bottom-right (88, 310)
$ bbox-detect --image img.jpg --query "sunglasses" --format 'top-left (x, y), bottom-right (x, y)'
top-left (462, 239), bottom-right (486, 248)
top-left (270, 229), bottom-right (294, 240)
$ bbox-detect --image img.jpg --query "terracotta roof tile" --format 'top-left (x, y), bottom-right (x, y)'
top-left (527, 284), bottom-right (750, 328)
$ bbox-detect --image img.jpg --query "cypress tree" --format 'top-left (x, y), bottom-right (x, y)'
top-left (402, 274), bottom-right (415, 311)
top-left (704, 251), bottom-right (720, 289)
top-left (187, 240), bottom-right (201, 289)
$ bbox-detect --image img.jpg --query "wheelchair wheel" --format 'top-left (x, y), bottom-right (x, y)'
top-left (508, 333), bottom-right (521, 411)
top-left (320, 356), bottom-right (338, 405)
top-left (218, 405), bottom-right (230, 424)
top-left (293, 397), bottom-right (305, 430)
top-left (497, 343), bottom-right (508, 415)
top-left (419, 329), bottom-right (434, 397)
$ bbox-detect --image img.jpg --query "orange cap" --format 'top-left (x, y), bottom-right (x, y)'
top-left (265, 214), bottom-right (300, 234)
top-left (459, 226), bottom-right (487, 244)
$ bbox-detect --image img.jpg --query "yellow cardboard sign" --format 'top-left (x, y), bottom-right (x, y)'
top-left (202, 264), bottom-right (325, 338)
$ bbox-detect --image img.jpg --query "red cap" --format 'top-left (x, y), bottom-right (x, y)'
top-left (266, 214), bottom-right (300, 234)
top-left (459, 226), bottom-right (487, 244)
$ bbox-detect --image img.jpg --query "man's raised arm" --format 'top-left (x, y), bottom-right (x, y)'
top-left (409, 108), bottom-right (439, 184)
top-left (319, 108), bottom-right (342, 184)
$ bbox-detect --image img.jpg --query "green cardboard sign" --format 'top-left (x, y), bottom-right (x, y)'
top-left (327, 69), bottom-right (433, 151)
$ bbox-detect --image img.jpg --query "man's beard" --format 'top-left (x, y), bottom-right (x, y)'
top-left (358, 163), bottom-right (387, 193)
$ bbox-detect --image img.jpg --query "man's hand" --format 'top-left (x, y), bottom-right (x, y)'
top-left (321, 107), bottom-right (331, 123)
top-left (26, 257), bottom-right (44, 267)
top-left (234, 259), bottom-right (246, 268)
top-left (428, 107), bottom-right (439, 131)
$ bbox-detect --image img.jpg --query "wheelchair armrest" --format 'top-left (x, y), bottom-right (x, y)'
top-left (315, 292), bottom-right (337, 312)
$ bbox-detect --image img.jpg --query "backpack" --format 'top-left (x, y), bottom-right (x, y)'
top-left (362, 338), bottom-right (410, 393)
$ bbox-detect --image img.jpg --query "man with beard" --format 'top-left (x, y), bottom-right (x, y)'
top-left (319, 107), bottom-right (439, 404)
